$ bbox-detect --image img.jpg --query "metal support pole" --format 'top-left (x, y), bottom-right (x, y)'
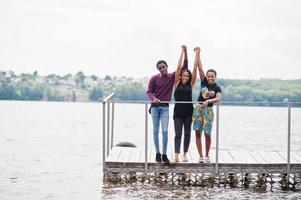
top-left (107, 102), bottom-right (110, 157)
top-left (144, 103), bottom-right (148, 173)
top-left (102, 102), bottom-right (106, 167)
top-left (287, 103), bottom-right (291, 175)
top-left (215, 104), bottom-right (220, 175)
top-left (110, 100), bottom-right (115, 150)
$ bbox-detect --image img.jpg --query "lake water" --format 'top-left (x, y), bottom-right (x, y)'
top-left (0, 101), bottom-right (300, 199)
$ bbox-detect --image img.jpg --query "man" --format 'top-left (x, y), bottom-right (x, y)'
top-left (147, 60), bottom-right (175, 163)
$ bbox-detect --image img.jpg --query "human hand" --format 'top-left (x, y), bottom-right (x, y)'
top-left (153, 98), bottom-right (160, 104)
top-left (194, 47), bottom-right (201, 54)
top-left (201, 100), bottom-right (209, 108)
top-left (181, 45), bottom-right (187, 52)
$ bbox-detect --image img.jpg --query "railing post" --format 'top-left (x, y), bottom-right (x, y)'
top-left (110, 99), bottom-right (115, 150)
top-left (215, 104), bottom-right (220, 175)
top-left (107, 101), bottom-right (110, 157)
top-left (287, 103), bottom-right (291, 175)
top-left (102, 102), bottom-right (106, 167)
top-left (145, 103), bottom-right (148, 173)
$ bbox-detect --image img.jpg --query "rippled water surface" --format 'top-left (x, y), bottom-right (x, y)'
top-left (0, 101), bottom-right (300, 199)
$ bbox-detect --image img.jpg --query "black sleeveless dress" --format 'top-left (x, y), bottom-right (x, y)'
top-left (173, 83), bottom-right (193, 119)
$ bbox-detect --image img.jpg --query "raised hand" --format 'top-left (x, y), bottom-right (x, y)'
top-left (181, 45), bottom-right (187, 52)
top-left (194, 47), bottom-right (201, 54)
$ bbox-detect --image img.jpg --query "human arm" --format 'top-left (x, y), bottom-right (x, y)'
top-left (174, 45), bottom-right (186, 86)
top-left (202, 92), bottom-right (222, 107)
top-left (146, 77), bottom-right (160, 103)
top-left (195, 47), bottom-right (205, 81)
top-left (190, 47), bottom-right (198, 87)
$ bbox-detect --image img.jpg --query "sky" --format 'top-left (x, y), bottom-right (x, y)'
top-left (0, 0), bottom-right (301, 79)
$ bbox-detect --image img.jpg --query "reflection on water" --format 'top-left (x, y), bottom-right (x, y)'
top-left (101, 183), bottom-right (301, 199)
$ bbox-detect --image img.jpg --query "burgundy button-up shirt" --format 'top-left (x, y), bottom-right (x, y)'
top-left (146, 72), bottom-right (175, 103)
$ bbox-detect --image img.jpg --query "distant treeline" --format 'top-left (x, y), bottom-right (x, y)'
top-left (0, 71), bottom-right (301, 106)
top-left (113, 78), bottom-right (301, 106)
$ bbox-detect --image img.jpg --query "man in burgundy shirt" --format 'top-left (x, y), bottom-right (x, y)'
top-left (147, 60), bottom-right (175, 163)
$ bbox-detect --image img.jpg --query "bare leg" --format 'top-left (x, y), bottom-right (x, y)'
top-left (195, 130), bottom-right (203, 158)
top-left (205, 133), bottom-right (211, 157)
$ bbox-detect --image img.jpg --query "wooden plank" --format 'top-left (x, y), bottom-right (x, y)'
top-left (256, 151), bottom-right (277, 163)
top-left (229, 151), bottom-right (257, 163)
top-left (253, 151), bottom-right (268, 163)
top-left (248, 151), bottom-right (267, 164)
top-left (129, 148), bottom-right (143, 162)
top-left (148, 147), bottom-right (155, 163)
top-left (188, 150), bottom-right (193, 163)
top-left (277, 151), bottom-right (299, 164)
top-left (208, 149), bottom-right (216, 163)
top-left (139, 147), bottom-right (145, 163)
top-left (106, 147), bottom-right (122, 162)
top-left (219, 150), bottom-right (235, 163)
top-left (189, 148), bottom-right (200, 163)
top-left (256, 151), bottom-right (285, 163)
top-left (167, 145), bottom-right (173, 162)
top-left (268, 152), bottom-right (286, 163)
top-left (291, 152), bottom-right (301, 163)
top-left (218, 151), bottom-right (225, 163)
top-left (118, 147), bottom-right (133, 162)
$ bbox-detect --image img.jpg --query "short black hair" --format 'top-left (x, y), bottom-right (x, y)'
top-left (206, 69), bottom-right (217, 76)
top-left (156, 60), bottom-right (168, 68)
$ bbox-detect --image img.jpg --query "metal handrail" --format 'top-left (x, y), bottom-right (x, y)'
top-left (102, 93), bottom-right (115, 168)
top-left (102, 94), bottom-right (295, 175)
top-left (105, 99), bottom-right (301, 105)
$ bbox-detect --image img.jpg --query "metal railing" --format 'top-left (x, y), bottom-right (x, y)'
top-left (102, 93), bottom-right (299, 175)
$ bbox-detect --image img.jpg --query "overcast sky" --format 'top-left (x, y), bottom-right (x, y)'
top-left (0, 0), bottom-right (300, 79)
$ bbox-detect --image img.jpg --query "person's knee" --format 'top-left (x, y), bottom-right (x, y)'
top-left (184, 134), bottom-right (191, 139)
top-left (204, 133), bottom-right (211, 139)
top-left (162, 130), bottom-right (168, 137)
top-left (175, 132), bottom-right (182, 139)
top-left (153, 128), bottom-right (159, 134)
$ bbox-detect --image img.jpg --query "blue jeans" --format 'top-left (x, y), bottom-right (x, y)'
top-left (151, 106), bottom-right (169, 154)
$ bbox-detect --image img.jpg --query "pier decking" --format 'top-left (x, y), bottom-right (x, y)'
top-left (105, 146), bottom-right (301, 171)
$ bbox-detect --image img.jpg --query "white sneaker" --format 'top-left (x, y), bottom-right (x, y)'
top-left (205, 156), bottom-right (211, 163)
top-left (199, 157), bottom-right (204, 163)
top-left (182, 154), bottom-right (189, 162)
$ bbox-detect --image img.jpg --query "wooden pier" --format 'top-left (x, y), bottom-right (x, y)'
top-left (105, 146), bottom-right (301, 171)
top-left (104, 147), bottom-right (301, 189)
top-left (102, 94), bottom-right (301, 189)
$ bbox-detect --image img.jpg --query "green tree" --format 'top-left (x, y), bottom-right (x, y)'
top-left (19, 85), bottom-right (44, 100)
top-left (89, 87), bottom-right (103, 101)
top-left (0, 83), bottom-right (19, 100)
top-left (91, 75), bottom-right (98, 81)
top-left (104, 75), bottom-right (112, 81)
top-left (115, 82), bottom-right (146, 100)
top-left (75, 71), bottom-right (85, 87)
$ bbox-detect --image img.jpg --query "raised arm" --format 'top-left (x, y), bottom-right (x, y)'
top-left (190, 48), bottom-right (199, 87)
top-left (195, 47), bottom-right (205, 81)
top-left (174, 45), bottom-right (186, 86)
